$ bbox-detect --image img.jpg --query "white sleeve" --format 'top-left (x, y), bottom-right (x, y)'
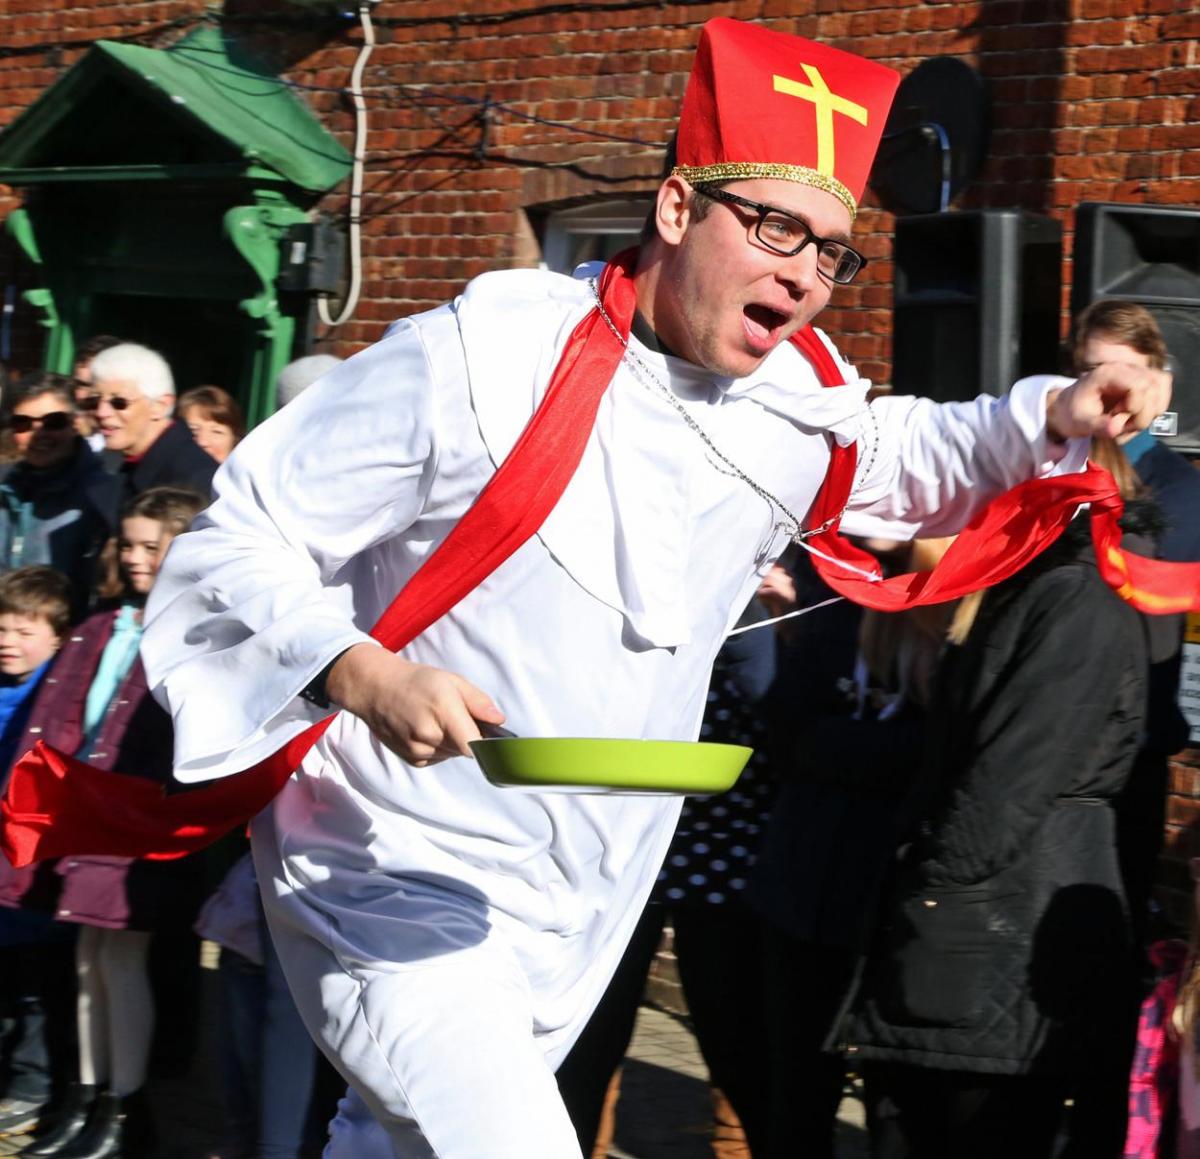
top-left (838, 374), bottom-right (1090, 541)
top-left (142, 319), bottom-right (445, 782)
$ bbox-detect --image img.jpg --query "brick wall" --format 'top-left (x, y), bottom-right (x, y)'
top-left (1, 1), bottom-right (1198, 375)
top-left (1163, 750), bottom-right (1200, 932)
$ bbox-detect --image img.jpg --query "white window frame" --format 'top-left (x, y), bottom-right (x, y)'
top-left (540, 198), bottom-right (654, 274)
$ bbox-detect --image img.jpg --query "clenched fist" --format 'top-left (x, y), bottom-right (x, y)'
top-left (325, 644), bottom-right (505, 766)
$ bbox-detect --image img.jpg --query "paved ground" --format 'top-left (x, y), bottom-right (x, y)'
top-left (608, 1005), bottom-right (870, 1159)
top-left (2, 956), bottom-right (871, 1157)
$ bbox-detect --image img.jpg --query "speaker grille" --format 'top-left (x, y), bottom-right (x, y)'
top-left (1072, 203), bottom-right (1200, 454)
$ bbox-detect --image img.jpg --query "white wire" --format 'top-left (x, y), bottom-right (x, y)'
top-left (317, 2), bottom-right (374, 328)
top-left (796, 536), bottom-right (885, 583)
top-left (725, 595), bottom-right (846, 637)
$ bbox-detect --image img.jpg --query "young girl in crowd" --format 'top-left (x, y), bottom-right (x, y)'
top-left (11, 486), bottom-right (207, 1159)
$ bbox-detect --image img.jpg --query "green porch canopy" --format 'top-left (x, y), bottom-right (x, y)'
top-left (0, 24), bottom-right (351, 192)
top-left (0, 24), bottom-right (352, 426)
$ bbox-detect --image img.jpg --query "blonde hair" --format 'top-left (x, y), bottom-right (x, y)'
top-left (947, 590), bottom-right (985, 647)
top-left (859, 537), bottom-right (960, 707)
top-left (1090, 436), bottom-right (1144, 501)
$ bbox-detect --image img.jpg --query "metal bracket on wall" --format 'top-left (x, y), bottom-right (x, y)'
top-left (223, 203), bottom-right (311, 426)
top-left (5, 207), bottom-right (67, 367)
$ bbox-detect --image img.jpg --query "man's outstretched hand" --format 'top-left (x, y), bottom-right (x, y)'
top-left (1046, 362), bottom-right (1173, 443)
top-left (324, 644), bottom-right (505, 766)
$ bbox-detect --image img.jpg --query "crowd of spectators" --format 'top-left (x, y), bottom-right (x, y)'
top-left (0, 340), bottom-right (342, 1159)
top-left (0, 306), bottom-right (1194, 1159)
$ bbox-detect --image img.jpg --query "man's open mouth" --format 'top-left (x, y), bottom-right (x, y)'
top-left (743, 303), bottom-right (790, 345)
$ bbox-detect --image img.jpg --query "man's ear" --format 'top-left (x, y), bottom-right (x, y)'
top-left (653, 175), bottom-right (694, 247)
top-left (156, 393), bottom-right (176, 420)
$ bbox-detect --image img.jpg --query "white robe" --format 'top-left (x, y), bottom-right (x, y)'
top-left (142, 268), bottom-right (1085, 1150)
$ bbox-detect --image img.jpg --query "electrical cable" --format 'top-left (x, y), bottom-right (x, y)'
top-left (316, 0), bottom-right (375, 329)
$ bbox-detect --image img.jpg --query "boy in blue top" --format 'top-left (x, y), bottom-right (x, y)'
top-left (0, 567), bottom-right (69, 786)
top-left (0, 566), bottom-right (71, 1138)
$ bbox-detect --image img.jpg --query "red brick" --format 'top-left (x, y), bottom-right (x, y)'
top-left (1157, 67), bottom-right (1200, 96)
top-left (1168, 795), bottom-right (1200, 829)
top-left (1114, 126), bottom-right (1152, 152)
top-left (1162, 13), bottom-right (1200, 38)
top-left (1076, 44), bottom-right (1171, 72)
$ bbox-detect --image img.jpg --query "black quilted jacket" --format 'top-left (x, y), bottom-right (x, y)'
top-left (843, 519), bottom-right (1148, 1077)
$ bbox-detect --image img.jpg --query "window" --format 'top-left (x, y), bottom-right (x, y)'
top-left (541, 199), bottom-right (653, 274)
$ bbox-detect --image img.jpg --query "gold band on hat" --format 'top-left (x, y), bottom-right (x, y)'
top-left (671, 163), bottom-right (857, 220)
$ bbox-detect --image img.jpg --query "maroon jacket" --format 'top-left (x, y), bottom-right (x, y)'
top-left (0, 608), bottom-right (202, 931)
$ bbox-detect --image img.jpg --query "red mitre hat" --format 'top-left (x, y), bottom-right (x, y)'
top-left (673, 19), bottom-right (900, 220)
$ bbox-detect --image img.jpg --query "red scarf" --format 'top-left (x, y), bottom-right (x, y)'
top-left (798, 328), bottom-right (1200, 614)
top-left (2, 252), bottom-right (1198, 867)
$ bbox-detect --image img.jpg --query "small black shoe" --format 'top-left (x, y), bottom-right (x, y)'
top-left (19, 1083), bottom-right (97, 1156)
top-left (0, 1097), bottom-right (47, 1136)
top-left (52, 1088), bottom-right (154, 1159)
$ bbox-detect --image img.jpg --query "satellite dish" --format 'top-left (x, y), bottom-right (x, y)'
top-left (870, 57), bottom-right (990, 215)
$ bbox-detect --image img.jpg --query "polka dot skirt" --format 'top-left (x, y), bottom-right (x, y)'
top-left (654, 658), bottom-right (775, 906)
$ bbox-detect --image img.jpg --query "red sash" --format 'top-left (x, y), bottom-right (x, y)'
top-left (3, 254), bottom-right (1198, 868)
top-left (798, 329), bottom-right (1200, 615)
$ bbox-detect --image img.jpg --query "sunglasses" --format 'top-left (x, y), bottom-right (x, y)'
top-left (77, 394), bottom-right (138, 412)
top-left (10, 412), bottom-right (73, 434)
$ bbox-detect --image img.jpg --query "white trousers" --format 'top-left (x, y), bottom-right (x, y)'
top-left (261, 897), bottom-right (586, 1159)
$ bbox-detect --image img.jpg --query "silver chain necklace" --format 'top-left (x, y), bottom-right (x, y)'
top-left (588, 278), bottom-right (871, 545)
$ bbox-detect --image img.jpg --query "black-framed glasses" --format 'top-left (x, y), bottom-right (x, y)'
top-left (692, 186), bottom-right (867, 285)
top-left (78, 394), bottom-right (133, 412)
top-left (10, 412), bottom-right (72, 434)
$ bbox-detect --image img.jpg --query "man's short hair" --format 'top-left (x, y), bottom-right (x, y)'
top-left (88, 343), bottom-right (176, 408)
top-left (1072, 300), bottom-right (1168, 372)
top-left (8, 372), bottom-right (76, 414)
top-left (73, 334), bottom-right (125, 372)
top-left (0, 566), bottom-right (72, 638)
top-left (639, 134), bottom-right (729, 245)
top-left (276, 354), bottom-right (342, 408)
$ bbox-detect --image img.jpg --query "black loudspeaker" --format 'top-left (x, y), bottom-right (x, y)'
top-left (1071, 202), bottom-right (1200, 454)
top-left (892, 210), bottom-right (1063, 401)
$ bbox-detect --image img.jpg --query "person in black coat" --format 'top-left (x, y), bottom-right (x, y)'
top-left (844, 501), bottom-right (1153, 1159)
top-left (78, 343), bottom-right (217, 518)
top-left (748, 544), bottom-right (949, 1159)
top-left (1071, 300), bottom-right (1200, 949)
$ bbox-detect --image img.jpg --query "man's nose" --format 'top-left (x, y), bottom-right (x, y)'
top-left (777, 240), bottom-right (823, 294)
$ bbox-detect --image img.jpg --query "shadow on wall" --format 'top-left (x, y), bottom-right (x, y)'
top-left (963, 0), bottom-right (1069, 216)
top-left (218, 1), bottom-right (352, 76)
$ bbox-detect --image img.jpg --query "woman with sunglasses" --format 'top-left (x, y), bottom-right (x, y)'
top-left (0, 374), bottom-right (120, 619)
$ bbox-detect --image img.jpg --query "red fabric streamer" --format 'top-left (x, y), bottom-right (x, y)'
top-left (3, 254), bottom-right (1199, 868)
top-left (792, 316), bottom-right (1200, 614)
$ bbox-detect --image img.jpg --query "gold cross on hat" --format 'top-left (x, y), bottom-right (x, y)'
top-left (773, 63), bottom-right (869, 177)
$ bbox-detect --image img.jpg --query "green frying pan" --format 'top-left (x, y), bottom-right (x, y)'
top-left (470, 737), bottom-right (753, 795)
